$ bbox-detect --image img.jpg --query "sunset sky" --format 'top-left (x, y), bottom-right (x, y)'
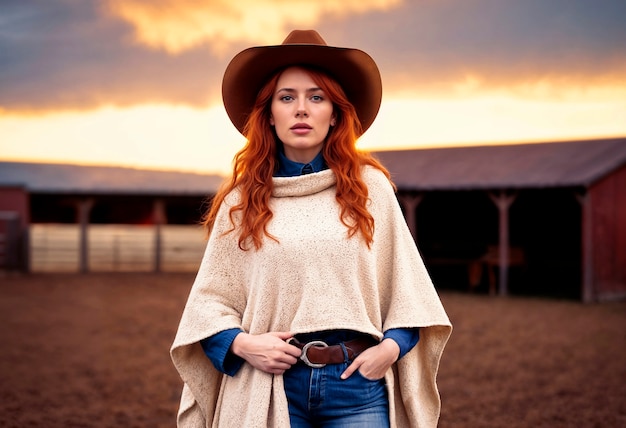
top-left (1, 0), bottom-right (625, 175)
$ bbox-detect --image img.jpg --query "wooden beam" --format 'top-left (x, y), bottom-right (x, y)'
top-left (398, 193), bottom-right (423, 241)
top-left (76, 198), bottom-right (94, 273)
top-left (488, 191), bottom-right (517, 296)
top-left (576, 191), bottom-right (594, 302)
top-left (152, 199), bottom-right (166, 273)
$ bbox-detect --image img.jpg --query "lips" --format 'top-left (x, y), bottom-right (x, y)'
top-left (290, 123), bottom-right (312, 130)
top-left (290, 123), bottom-right (312, 135)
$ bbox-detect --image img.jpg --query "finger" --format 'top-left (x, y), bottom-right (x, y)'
top-left (283, 342), bottom-right (303, 358)
top-left (340, 360), bottom-right (361, 380)
top-left (272, 361), bottom-right (295, 371)
top-left (271, 331), bottom-right (294, 340)
top-left (269, 338), bottom-right (301, 358)
top-left (277, 353), bottom-right (299, 365)
top-left (269, 332), bottom-right (302, 357)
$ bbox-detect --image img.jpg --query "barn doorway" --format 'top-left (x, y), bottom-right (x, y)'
top-left (415, 188), bottom-right (582, 299)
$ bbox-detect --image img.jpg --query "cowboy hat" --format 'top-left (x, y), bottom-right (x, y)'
top-left (222, 30), bottom-right (382, 136)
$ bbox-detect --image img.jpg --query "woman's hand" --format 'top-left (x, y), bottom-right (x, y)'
top-left (231, 331), bottom-right (301, 375)
top-left (340, 338), bottom-right (400, 380)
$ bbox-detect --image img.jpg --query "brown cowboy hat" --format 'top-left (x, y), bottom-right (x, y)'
top-left (222, 29), bottom-right (382, 136)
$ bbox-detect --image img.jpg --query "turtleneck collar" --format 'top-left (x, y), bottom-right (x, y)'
top-left (272, 169), bottom-right (336, 198)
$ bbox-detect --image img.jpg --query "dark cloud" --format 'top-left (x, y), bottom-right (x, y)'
top-left (0, 0), bottom-right (227, 112)
top-left (318, 0), bottom-right (626, 93)
top-left (1, 0), bottom-right (625, 112)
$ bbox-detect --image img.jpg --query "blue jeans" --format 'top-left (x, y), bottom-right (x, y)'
top-left (283, 359), bottom-right (390, 427)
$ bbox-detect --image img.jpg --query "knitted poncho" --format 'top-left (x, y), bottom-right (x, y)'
top-left (171, 166), bottom-right (452, 427)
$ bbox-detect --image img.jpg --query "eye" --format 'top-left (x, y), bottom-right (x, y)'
top-left (310, 95), bottom-right (324, 102)
top-left (279, 95), bottom-right (294, 102)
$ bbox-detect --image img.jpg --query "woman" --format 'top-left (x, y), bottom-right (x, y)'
top-left (171, 30), bottom-right (452, 428)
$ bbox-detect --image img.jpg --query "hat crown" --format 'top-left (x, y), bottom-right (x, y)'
top-left (281, 30), bottom-right (327, 46)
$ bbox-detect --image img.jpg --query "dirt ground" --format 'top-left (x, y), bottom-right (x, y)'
top-left (0, 273), bottom-right (624, 427)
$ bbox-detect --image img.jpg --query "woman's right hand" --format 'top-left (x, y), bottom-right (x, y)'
top-left (230, 331), bottom-right (301, 374)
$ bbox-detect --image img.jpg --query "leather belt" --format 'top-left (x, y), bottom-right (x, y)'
top-left (288, 337), bottom-right (377, 368)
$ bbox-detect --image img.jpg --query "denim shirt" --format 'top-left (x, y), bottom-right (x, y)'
top-left (274, 148), bottom-right (327, 177)
top-left (200, 151), bottom-right (419, 376)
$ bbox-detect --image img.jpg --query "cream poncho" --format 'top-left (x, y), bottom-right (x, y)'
top-left (171, 166), bottom-right (452, 427)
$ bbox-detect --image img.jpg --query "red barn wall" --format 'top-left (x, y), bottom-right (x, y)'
top-left (0, 186), bottom-right (30, 271)
top-left (0, 186), bottom-right (30, 226)
top-left (589, 164), bottom-right (626, 300)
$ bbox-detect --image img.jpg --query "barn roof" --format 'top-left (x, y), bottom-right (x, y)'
top-left (2, 138), bottom-right (625, 195)
top-left (0, 161), bottom-right (223, 196)
top-left (373, 138), bottom-right (626, 191)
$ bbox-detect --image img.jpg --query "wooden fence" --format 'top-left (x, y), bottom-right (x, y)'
top-left (30, 224), bottom-right (206, 272)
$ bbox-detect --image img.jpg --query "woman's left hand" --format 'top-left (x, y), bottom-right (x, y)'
top-left (340, 338), bottom-right (400, 380)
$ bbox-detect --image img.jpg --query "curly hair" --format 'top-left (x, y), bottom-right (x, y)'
top-left (202, 66), bottom-right (393, 250)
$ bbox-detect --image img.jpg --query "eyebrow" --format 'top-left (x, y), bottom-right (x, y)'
top-left (275, 87), bottom-right (323, 94)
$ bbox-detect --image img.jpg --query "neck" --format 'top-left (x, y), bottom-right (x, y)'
top-left (283, 147), bottom-right (323, 164)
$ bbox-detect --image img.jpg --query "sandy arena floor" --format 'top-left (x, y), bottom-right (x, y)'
top-left (1, 273), bottom-right (624, 427)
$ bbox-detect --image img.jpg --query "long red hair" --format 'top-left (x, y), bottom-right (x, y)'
top-left (203, 66), bottom-right (393, 250)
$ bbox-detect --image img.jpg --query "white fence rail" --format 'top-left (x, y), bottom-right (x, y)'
top-left (30, 224), bottom-right (206, 272)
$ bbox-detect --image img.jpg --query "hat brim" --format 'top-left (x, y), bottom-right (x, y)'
top-left (222, 44), bottom-right (382, 136)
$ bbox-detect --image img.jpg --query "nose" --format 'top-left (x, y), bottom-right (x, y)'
top-left (295, 101), bottom-right (308, 118)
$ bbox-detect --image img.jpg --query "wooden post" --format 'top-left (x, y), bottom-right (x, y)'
top-left (576, 191), bottom-right (594, 302)
top-left (488, 191), bottom-right (517, 296)
top-left (77, 198), bottom-right (94, 273)
top-left (398, 193), bottom-right (423, 241)
top-left (153, 199), bottom-right (166, 273)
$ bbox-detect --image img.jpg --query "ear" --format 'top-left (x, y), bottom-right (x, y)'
top-left (330, 115), bottom-right (336, 126)
top-left (269, 115), bottom-right (275, 126)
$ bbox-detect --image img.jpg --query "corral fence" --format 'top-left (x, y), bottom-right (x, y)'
top-left (29, 224), bottom-right (206, 273)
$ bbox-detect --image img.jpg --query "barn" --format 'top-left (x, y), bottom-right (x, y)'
top-left (1, 137), bottom-right (625, 301)
top-left (0, 162), bottom-right (222, 273)
top-left (375, 138), bottom-right (626, 302)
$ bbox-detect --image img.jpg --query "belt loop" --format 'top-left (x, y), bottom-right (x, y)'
top-left (339, 342), bottom-right (349, 363)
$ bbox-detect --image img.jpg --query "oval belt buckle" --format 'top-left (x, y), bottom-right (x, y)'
top-left (300, 340), bottom-right (328, 368)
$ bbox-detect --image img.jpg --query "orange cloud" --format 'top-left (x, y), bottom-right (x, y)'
top-left (103, 0), bottom-right (401, 54)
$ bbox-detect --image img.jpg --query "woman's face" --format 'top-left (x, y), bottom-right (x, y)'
top-left (270, 67), bottom-right (335, 164)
